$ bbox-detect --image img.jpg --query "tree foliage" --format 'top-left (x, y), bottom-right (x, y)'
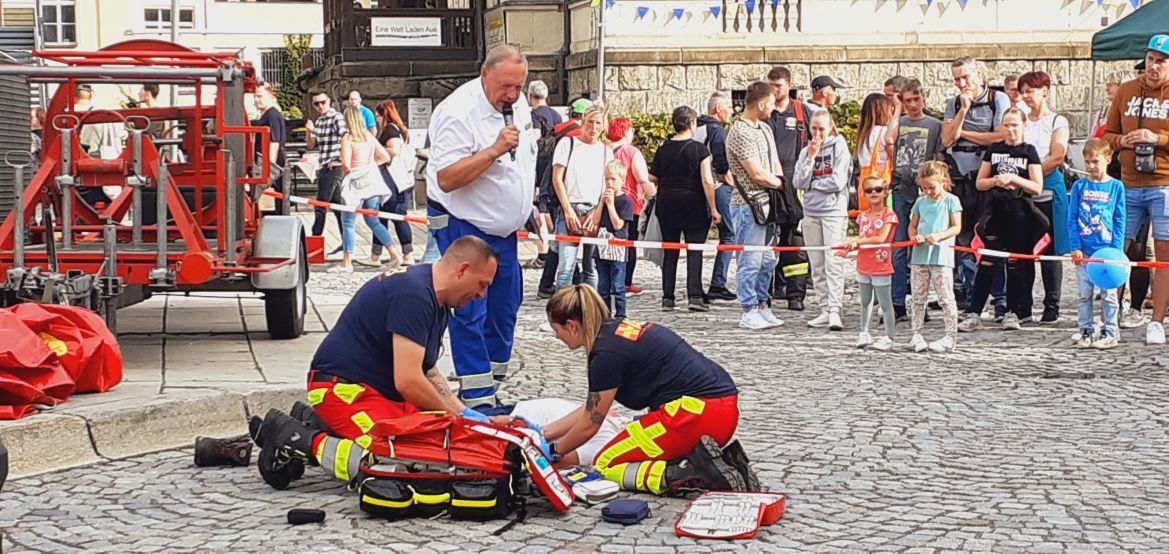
top-left (277, 34), bottom-right (312, 120)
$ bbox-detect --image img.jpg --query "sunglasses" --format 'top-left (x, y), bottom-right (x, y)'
top-left (864, 187), bottom-right (885, 194)
top-left (312, 100), bottom-right (328, 106)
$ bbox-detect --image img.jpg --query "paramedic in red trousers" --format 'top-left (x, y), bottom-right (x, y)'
top-left (251, 237), bottom-right (510, 489)
top-left (540, 285), bottom-right (760, 496)
top-left (425, 45), bottom-right (536, 407)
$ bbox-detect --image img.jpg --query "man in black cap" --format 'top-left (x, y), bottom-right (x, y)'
top-left (808, 75), bottom-right (847, 112)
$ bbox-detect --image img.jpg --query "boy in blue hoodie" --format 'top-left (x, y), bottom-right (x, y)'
top-left (1068, 138), bottom-right (1127, 349)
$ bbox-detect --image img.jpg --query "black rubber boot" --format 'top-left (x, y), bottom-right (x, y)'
top-left (290, 401), bottom-right (335, 435)
top-left (664, 436), bottom-right (745, 496)
top-left (255, 409), bottom-right (317, 490)
top-left (0, 436), bottom-right (8, 494)
top-left (719, 440), bottom-right (762, 492)
top-left (194, 435), bottom-right (253, 467)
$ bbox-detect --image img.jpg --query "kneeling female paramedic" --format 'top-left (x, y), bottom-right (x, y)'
top-left (540, 285), bottom-right (759, 495)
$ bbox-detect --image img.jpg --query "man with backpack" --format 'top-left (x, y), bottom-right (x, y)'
top-left (942, 56), bottom-right (1010, 309)
top-left (765, 66), bottom-right (812, 312)
top-left (535, 98), bottom-right (587, 298)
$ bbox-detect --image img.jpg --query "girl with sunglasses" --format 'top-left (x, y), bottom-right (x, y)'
top-left (838, 176), bottom-right (899, 351)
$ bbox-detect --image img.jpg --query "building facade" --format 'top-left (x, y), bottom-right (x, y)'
top-left (482, 0), bottom-right (1149, 136)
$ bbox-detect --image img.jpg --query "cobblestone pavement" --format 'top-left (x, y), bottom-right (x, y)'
top-left (3, 256), bottom-right (1168, 553)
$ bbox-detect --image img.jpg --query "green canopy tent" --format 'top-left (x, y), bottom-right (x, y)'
top-left (1091, 0), bottom-right (1167, 60)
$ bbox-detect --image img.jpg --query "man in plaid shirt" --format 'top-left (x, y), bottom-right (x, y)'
top-left (305, 91), bottom-right (348, 239)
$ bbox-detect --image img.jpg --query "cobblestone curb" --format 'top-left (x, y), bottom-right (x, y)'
top-left (0, 385), bottom-right (303, 479)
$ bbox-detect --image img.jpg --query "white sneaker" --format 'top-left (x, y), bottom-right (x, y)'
top-left (739, 310), bottom-right (771, 331)
top-left (1146, 321), bottom-right (1166, 345)
top-left (326, 263), bottom-right (353, 274)
top-left (1002, 313), bottom-right (1022, 331)
top-left (353, 257), bottom-right (382, 267)
top-left (401, 252), bottom-right (417, 266)
top-left (758, 308), bottom-right (785, 328)
top-left (957, 313), bottom-right (981, 333)
top-left (928, 336), bottom-right (956, 353)
top-left (909, 334), bottom-right (928, 352)
top-left (828, 311), bottom-right (844, 331)
top-left (325, 252), bottom-right (345, 262)
top-left (1120, 309), bottom-right (1149, 329)
top-left (807, 312), bottom-right (831, 328)
top-left (870, 335), bottom-right (894, 351)
top-left (855, 331), bottom-right (873, 348)
top-left (1092, 334), bottom-right (1119, 349)
top-left (1075, 330), bottom-right (1093, 349)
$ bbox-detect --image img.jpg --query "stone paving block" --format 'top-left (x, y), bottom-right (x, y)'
top-left (82, 388), bottom-right (247, 459)
top-left (0, 413), bottom-right (99, 477)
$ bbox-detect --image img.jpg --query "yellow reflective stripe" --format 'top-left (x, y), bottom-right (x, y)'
top-left (332, 383), bottom-right (365, 405)
top-left (451, 498), bottom-right (497, 508)
top-left (594, 437), bottom-right (639, 472)
top-left (334, 440), bottom-right (354, 481)
top-left (351, 411), bottom-right (375, 434)
top-left (647, 460), bottom-right (667, 495)
top-left (355, 435), bottom-right (373, 450)
top-left (626, 421), bottom-right (666, 458)
top-left (635, 462), bottom-right (652, 491)
top-left (413, 492), bottom-right (451, 505)
top-left (306, 388), bottom-right (326, 406)
top-left (664, 396), bottom-right (706, 416)
top-left (783, 262), bottom-right (809, 277)
top-left (361, 494), bottom-right (412, 509)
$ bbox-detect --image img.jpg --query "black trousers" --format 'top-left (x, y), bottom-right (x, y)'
top-left (772, 222), bottom-right (809, 301)
top-left (311, 166), bottom-right (344, 237)
top-left (968, 258), bottom-right (1035, 319)
top-left (659, 219), bottom-right (708, 302)
top-left (625, 214), bottom-right (640, 287)
top-left (1035, 199), bottom-right (1063, 313)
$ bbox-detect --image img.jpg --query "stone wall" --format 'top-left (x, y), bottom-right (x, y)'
top-left (568, 47), bottom-right (1138, 137)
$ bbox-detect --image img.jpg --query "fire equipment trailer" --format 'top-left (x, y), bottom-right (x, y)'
top-left (0, 40), bottom-right (309, 338)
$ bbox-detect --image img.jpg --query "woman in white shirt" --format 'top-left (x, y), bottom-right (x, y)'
top-left (551, 105), bottom-right (613, 290)
top-left (1018, 70), bottom-right (1070, 323)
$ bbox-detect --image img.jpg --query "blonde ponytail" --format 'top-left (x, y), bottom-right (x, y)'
top-left (545, 285), bottom-right (611, 352)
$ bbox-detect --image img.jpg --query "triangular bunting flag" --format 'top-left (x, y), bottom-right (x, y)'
top-left (709, 5), bottom-right (721, 17)
top-left (897, 0), bottom-right (909, 10)
top-left (606, 0), bottom-right (616, 8)
top-left (674, 8), bottom-right (685, 19)
top-left (958, 0), bottom-right (969, 7)
top-left (938, 1), bottom-right (948, 14)
top-left (1080, 0), bottom-right (1094, 14)
top-left (1095, 0), bottom-right (1104, 6)
top-left (875, 0), bottom-right (890, 11)
top-left (771, 0), bottom-right (780, 7)
top-left (1130, 0), bottom-right (1140, 8)
top-left (745, 0), bottom-right (756, 13)
top-left (591, 0), bottom-right (600, 7)
top-left (637, 5), bottom-right (649, 18)
top-left (1061, 0), bottom-right (1076, 8)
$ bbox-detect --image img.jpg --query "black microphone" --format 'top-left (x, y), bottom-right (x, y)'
top-left (502, 103), bottom-right (516, 161)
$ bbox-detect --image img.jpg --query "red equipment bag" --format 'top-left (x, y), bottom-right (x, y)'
top-left (0, 304), bottom-right (123, 419)
top-left (356, 412), bottom-right (573, 521)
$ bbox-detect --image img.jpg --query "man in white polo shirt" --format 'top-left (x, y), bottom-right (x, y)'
top-left (426, 45), bottom-right (536, 408)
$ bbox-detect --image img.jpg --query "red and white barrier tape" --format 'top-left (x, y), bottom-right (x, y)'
top-left (264, 190), bottom-right (1169, 269)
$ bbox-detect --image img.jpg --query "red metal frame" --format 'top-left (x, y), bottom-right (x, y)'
top-left (0, 39), bottom-right (282, 288)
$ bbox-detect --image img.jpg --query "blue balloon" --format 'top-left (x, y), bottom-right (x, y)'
top-left (1085, 247), bottom-right (1130, 290)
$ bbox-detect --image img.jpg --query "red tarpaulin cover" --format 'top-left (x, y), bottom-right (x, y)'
top-left (0, 304), bottom-right (123, 419)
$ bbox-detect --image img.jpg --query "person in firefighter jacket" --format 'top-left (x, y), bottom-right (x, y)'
top-left (540, 285), bottom-right (761, 495)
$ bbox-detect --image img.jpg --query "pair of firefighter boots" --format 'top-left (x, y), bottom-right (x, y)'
top-left (250, 402), bottom-right (327, 490)
top-left (665, 436), bottom-right (762, 496)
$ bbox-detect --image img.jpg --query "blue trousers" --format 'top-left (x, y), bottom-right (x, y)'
top-left (429, 209), bottom-right (521, 405)
top-left (596, 258), bottom-right (627, 317)
top-left (711, 185), bottom-right (735, 290)
top-left (891, 191), bottom-right (914, 308)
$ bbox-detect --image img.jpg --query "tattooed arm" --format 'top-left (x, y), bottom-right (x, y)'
top-left (394, 334), bottom-right (465, 415)
top-left (545, 389), bottom-right (617, 458)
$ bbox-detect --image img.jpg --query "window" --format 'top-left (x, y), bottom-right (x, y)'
top-left (41, 0), bottom-right (76, 46)
top-left (143, 7), bottom-right (195, 31)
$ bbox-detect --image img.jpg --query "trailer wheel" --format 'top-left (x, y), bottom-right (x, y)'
top-left (264, 243), bottom-right (307, 340)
